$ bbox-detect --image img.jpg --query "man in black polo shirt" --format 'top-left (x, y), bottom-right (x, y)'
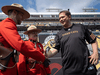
top-left (45, 10), bottom-right (98, 75)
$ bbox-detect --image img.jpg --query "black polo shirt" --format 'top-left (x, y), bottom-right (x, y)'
top-left (53, 24), bottom-right (96, 74)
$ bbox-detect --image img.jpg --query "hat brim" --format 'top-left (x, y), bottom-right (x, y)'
top-left (24, 29), bottom-right (42, 34)
top-left (1, 5), bottom-right (30, 20)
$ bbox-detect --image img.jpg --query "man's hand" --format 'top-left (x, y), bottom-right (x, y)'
top-left (89, 40), bottom-right (98, 64)
top-left (46, 48), bottom-right (58, 58)
top-left (88, 53), bottom-right (99, 64)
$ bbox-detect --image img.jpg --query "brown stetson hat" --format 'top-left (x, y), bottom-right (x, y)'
top-left (24, 25), bottom-right (42, 35)
top-left (1, 3), bottom-right (30, 20)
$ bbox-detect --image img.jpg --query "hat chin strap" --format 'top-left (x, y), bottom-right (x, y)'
top-left (30, 39), bottom-right (37, 43)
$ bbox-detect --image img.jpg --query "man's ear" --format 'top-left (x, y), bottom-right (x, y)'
top-left (28, 34), bottom-right (30, 37)
top-left (69, 15), bottom-right (71, 20)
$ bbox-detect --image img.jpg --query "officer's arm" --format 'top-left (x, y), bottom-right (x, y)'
top-left (0, 22), bottom-right (45, 62)
top-left (47, 48), bottom-right (58, 58)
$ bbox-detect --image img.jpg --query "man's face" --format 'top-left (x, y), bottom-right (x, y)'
top-left (59, 12), bottom-right (71, 26)
top-left (16, 11), bottom-right (23, 24)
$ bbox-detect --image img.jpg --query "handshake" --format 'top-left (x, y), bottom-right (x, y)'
top-left (43, 57), bottom-right (51, 67)
top-left (43, 51), bottom-right (51, 67)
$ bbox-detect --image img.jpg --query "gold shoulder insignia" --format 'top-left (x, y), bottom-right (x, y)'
top-left (90, 33), bottom-right (96, 40)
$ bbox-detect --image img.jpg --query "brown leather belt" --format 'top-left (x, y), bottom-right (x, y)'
top-left (28, 61), bottom-right (43, 68)
top-left (36, 61), bottom-right (43, 64)
top-left (28, 61), bottom-right (43, 65)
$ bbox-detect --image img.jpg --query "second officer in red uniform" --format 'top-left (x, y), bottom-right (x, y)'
top-left (17, 25), bottom-right (51, 75)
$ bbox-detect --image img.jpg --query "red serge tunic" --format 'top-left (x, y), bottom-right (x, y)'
top-left (17, 40), bottom-right (51, 75)
top-left (0, 18), bottom-right (45, 75)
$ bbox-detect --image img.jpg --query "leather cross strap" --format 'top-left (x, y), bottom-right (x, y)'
top-left (0, 42), bottom-right (17, 71)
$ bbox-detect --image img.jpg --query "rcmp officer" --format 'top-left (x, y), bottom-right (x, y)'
top-left (17, 25), bottom-right (51, 75)
top-left (0, 3), bottom-right (49, 75)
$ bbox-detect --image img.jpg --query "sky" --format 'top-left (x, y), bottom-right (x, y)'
top-left (0, 0), bottom-right (100, 13)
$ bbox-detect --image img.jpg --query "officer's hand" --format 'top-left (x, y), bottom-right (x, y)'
top-left (43, 58), bottom-right (50, 67)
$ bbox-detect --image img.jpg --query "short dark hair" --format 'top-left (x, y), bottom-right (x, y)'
top-left (59, 10), bottom-right (71, 17)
